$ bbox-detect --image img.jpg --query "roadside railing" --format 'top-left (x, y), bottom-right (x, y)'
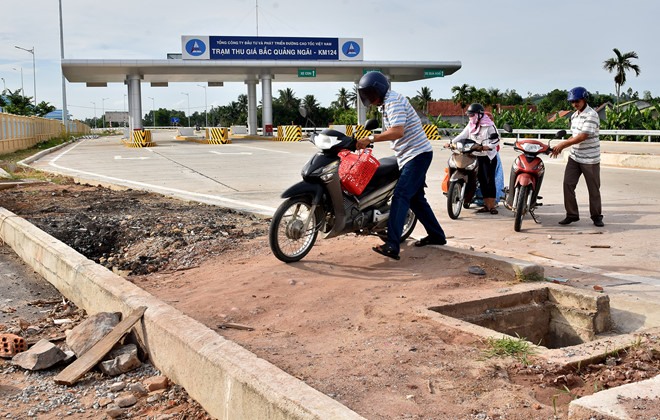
top-left (439, 128), bottom-right (660, 142)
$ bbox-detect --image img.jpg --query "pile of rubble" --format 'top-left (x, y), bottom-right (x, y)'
top-left (1, 300), bottom-right (211, 419)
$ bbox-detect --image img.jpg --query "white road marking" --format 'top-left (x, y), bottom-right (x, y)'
top-left (114, 156), bottom-right (150, 160)
top-left (209, 151), bottom-right (253, 156)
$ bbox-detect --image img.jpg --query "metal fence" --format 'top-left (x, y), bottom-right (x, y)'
top-left (439, 128), bottom-right (660, 142)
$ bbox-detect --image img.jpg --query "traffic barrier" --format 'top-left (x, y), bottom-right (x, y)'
top-left (351, 125), bottom-right (372, 140)
top-left (123, 129), bottom-right (155, 148)
top-left (205, 127), bottom-right (231, 144)
top-left (423, 124), bottom-right (442, 140)
top-left (276, 125), bottom-right (302, 142)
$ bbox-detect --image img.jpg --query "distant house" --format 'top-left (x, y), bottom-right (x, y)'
top-left (617, 100), bottom-right (651, 112)
top-left (594, 102), bottom-right (613, 121)
top-left (427, 101), bottom-right (537, 125)
top-left (547, 110), bottom-right (573, 123)
top-left (428, 101), bottom-right (501, 125)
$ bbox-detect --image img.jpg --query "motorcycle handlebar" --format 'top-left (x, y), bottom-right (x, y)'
top-left (503, 142), bottom-right (515, 146)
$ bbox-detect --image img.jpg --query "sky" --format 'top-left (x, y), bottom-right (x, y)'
top-left (1, 0), bottom-right (658, 121)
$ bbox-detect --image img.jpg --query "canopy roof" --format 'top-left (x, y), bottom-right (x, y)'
top-left (62, 59), bottom-right (462, 85)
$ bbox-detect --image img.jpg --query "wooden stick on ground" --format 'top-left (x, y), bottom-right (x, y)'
top-left (54, 306), bottom-right (147, 386)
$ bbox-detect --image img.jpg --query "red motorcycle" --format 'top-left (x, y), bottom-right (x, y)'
top-left (502, 124), bottom-right (566, 232)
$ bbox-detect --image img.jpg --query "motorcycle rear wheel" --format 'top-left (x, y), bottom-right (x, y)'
top-left (377, 208), bottom-right (418, 243)
top-left (514, 185), bottom-right (530, 232)
top-left (269, 196), bottom-right (319, 263)
top-left (447, 180), bottom-right (465, 220)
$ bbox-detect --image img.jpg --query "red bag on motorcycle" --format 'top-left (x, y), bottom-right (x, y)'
top-left (338, 149), bottom-right (380, 195)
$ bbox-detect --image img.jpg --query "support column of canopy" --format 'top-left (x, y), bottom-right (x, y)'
top-left (245, 79), bottom-right (258, 136)
top-left (126, 75), bottom-right (143, 132)
top-left (261, 74), bottom-right (273, 136)
top-left (356, 82), bottom-right (367, 126)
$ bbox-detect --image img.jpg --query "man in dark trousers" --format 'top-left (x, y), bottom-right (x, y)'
top-left (551, 86), bottom-right (604, 227)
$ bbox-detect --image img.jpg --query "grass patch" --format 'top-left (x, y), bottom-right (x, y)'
top-left (482, 335), bottom-right (535, 364)
top-left (0, 136), bottom-right (74, 182)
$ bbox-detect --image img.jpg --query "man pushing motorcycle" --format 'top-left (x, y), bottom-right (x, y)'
top-left (550, 87), bottom-right (604, 227)
top-left (355, 71), bottom-right (447, 260)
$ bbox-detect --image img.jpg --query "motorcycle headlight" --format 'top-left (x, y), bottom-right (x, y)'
top-left (319, 160), bottom-right (339, 181)
top-left (521, 143), bottom-right (542, 153)
top-left (314, 133), bottom-right (341, 150)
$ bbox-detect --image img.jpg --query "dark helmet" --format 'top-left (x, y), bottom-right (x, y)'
top-left (358, 71), bottom-right (390, 107)
top-left (466, 103), bottom-right (485, 117)
top-left (567, 87), bottom-right (589, 102)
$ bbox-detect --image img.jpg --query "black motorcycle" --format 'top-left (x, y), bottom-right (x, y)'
top-left (269, 119), bottom-right (417, 263)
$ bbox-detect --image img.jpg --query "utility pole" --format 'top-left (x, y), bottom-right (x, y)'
top-left (14, 45), bottom-right (36, 106)
top-left (181, 92), bottom-right (190, 127)
top-left (197, 84), bottom-right (208, 128)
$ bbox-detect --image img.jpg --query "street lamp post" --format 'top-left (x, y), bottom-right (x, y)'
top-left (91, 101), bottom-right (96, 129)
top-left (101, 97), bottom-right (109, 129)
top-left (59, 0), bottom-right (69, 132)
top-left (197, 84), bottom-right (208, 128)
top-left (14, 45), bottom-right (36, 106)
top-left (148, 97), bottom-right (155, 128)
top-left (181, 92), bottom-right (190, 127)
top-left (1, 78), bottom-right (5, 91)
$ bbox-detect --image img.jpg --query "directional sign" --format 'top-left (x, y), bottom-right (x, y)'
top-left (298, 69), bottom-right (317, 78)
top-left (424, 69), bottom-right (444, 78)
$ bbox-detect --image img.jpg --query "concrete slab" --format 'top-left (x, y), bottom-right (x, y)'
top-left (568, 375), bottom-right (660, 420)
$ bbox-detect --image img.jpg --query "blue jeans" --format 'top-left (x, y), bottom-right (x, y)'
top-left (386, 151), bottom-right (446, 254)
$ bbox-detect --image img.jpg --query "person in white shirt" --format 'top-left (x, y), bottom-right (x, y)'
top-left (550, 87), bottom-right (604, 227)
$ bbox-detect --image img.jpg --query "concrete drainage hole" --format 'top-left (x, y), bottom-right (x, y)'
top-left (429, 286), bottom-right (614, 349)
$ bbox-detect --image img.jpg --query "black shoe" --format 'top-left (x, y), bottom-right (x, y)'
top-left (558, 216), bottom-right (580, 225)
top-left (414, 236), bottom-right (447, 247)
top-left (372, 244), bottom-right (400, 260)
top-left (592, 217), bottom-right (605, 227)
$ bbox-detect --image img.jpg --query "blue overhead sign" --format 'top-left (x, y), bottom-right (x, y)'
top-left (181, 36), bottom-right (363, 61)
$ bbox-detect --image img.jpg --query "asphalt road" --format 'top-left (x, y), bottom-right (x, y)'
top-left (27, 130), bottom-right (660, 292)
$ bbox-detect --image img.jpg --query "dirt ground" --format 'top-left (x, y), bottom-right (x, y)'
top-left (2, 178), bottom-right (660, 420)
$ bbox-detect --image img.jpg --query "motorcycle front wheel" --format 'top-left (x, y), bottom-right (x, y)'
top-left (514, 185), bottom-right (530, 232)
top-left (269, 197), bottom-right (319, 263)
top-left (447, 180), bottom-right (465, 220)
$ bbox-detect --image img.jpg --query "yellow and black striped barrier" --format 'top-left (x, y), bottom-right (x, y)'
top-left (345, 125), bottom-right (354, 136)
top-left (276, 125), bottom-right (302, 141)
top-left (205, 127), bottom-right (231, 144)
top-left (423, 124), bottom-right (442, 140)
top-left (122, 130), bottom-right (155, 148)
top-left (352, 125), bottom-right (372, 140)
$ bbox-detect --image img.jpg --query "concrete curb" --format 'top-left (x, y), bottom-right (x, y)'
top-left (0, 208), bottom-right (364, 420)
top-left (600, 152), bottom-right (660, 170)
top-left (568, 375), bottom-right (660, 419)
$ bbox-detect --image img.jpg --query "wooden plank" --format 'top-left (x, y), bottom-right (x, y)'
top-left (54, 306), bottom-right (147, 386)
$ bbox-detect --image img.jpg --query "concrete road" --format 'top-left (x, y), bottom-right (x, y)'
top-left (28, 130), bottom-right (660, 289)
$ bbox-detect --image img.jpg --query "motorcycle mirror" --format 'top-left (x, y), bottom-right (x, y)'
top-left (502, 123), bottom-right (513, 133)
top-left (298, 105), bottom-right (308, 118)
top-left (555, 129), bottom-right (567, 138)
top-left (364, 119), bottom-right (379, 131)
top-left (489, 132), bottom-right (500, 140)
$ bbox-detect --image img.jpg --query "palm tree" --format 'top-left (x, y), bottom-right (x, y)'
top-left (603, 48), bottom-right (641, 107)
top-left (414, 86), bottom-right (434, 115)
top-left (275, 88), bottom-right (299, 109)
top-left (332, 88), bottom-right (351, 110)
top-left (486, 88), bottom-right (502, 110)
top-left (347, 86), bottom-right (358, 108)
top-left (451, 84), bottom-right (475, 112)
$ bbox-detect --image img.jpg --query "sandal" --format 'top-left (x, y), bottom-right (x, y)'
top-left (372, 244), bottom-right (400, 260)
top-left (489, 208), bottom-right (498, 214)
top-left (475, 207), bottom-right (491, 213)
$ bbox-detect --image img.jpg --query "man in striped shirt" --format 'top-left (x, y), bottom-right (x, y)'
top-left (356, 71), bottom-right (447, 260)
top-left (550, 87), bottom-right (604, 227)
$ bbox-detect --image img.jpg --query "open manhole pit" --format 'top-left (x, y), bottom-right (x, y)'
top-left (430, 285), bottom-right (614, 350)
